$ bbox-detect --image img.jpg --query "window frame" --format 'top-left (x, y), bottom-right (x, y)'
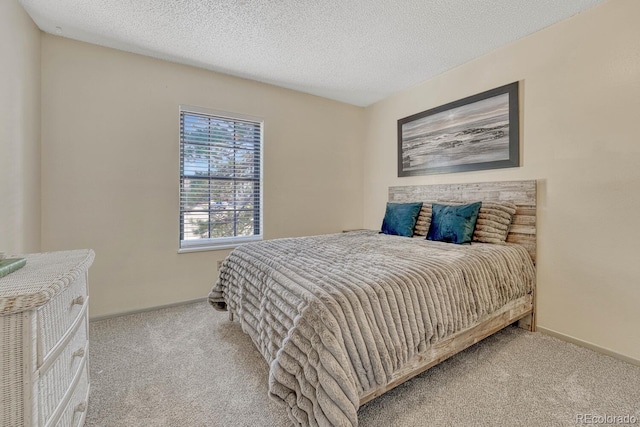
top-left (178, 104), bottom-right (264, 253)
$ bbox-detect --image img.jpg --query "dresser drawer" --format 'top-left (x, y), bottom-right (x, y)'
top-left (55, 363), bottom-right (89, 427)
top-left (37, 270), bottom-right (88, 362)
top-left (38, 312), bottom-right (88, 425)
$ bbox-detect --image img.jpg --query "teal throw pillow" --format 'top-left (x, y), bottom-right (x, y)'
top-left (427, 202), bottom-right (482, 244)
top-left (381, 202), bottom-right (423, 237)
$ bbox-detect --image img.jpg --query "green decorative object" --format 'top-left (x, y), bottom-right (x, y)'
top-left (0, 258), bottom-right (27, 279)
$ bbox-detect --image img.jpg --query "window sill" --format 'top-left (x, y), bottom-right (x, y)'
top-left (178, 236), bottom-right (263, 253)
top-left (178, 245), bottom-right (238, 254)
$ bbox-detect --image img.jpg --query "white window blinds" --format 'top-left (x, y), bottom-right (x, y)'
top-left (179, 106), bottom-right (263, 250)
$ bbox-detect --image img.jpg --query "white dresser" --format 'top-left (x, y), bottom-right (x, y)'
top-left (0, 250), bottom-right (95, 427)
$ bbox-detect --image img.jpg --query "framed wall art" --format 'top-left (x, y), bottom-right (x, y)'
top-left (398, 82), bottom-right (519, 177)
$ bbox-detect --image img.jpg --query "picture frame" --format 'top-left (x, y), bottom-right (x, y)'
top-left (398, 82), bottom-right (519, 177)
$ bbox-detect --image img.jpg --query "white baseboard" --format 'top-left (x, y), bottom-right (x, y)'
top-left (537, 326), bottom-right (640, 367)
top-left (89, 297), bottom-right (208, 322)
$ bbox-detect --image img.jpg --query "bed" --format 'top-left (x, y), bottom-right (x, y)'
top-left (209, 180), bottom-right (537, 427)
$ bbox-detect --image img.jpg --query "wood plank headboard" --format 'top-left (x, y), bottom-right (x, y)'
top-left (389, 180), bottom-right (537, 262)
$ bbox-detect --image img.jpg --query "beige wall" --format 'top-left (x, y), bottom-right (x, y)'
top-left (41, 36), bottom-right (364, 318)
top-left (363, 0), bottom-right (640, 361)
top-left (0, 1), bottom-right (41, 254)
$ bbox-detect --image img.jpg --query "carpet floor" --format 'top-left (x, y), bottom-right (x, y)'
top-left (86, 301), bottom-right (639, 427)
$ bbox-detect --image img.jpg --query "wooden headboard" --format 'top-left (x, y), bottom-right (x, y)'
top-left (389, 180), bottom-right (537, 262)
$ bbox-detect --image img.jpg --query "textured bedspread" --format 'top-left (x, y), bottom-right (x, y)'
top-left (208, 231), bottom-right (535, 426)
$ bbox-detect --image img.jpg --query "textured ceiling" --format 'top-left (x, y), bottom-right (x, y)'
top-left (20, 0), bottom-right (605, 106)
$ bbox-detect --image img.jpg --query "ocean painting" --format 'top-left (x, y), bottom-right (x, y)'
top-left (398, 82), bottom-right (519, 176)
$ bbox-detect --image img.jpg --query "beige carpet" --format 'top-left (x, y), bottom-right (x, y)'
top-left (86, 301), bottom-right (640, 427)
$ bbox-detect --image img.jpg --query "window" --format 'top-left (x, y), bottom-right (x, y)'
top-left (179, 105), bottom-right (263, 251)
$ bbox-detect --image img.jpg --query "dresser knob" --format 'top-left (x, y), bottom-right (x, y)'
top-left (71, 296), bottom-right (84, 306)
top-left (72, 348), bottom-right (85, 358)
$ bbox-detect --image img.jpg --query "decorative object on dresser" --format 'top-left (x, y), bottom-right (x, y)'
top-left (0, 250), bottom-right (95, 427)
top-left (0, 257), bottom-right (27, 279)
top-left (398, 82), bottom-right (519, 177)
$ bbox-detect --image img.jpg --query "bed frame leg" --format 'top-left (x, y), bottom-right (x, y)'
top-left (228, 310), bottom-right (234, 322)
top-left (517, 312), bottom-right (536, 332)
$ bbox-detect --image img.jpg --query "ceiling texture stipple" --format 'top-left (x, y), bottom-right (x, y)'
top-left (20, 0), bottom-right (605, 106)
